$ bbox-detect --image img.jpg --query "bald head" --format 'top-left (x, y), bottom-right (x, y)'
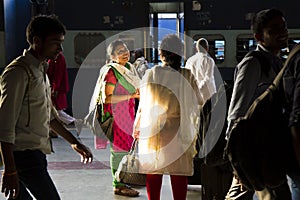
top-left (196, 38), bottom-right (209, 52)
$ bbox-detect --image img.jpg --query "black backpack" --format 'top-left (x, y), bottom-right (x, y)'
top-left (198, 80), bottom-right (233, 166)
top-left (224, 44), bottom-right (300, 191)
top-left (197, 49), bottom-right (280, 167)
top-left (197, 50), bottom-right (270, 167)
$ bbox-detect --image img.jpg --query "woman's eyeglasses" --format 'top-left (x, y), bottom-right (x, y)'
top-left (115, 48), bottom-right (129, 56)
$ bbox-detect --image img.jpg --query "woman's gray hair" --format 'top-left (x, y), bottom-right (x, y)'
top-left (106, 39), bottom-right (126, 56)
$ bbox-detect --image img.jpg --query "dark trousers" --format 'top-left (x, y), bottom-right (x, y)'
top-left (9, 150), bottom-right (60, 200)
top-left (201, 163), bottom-right (233, 200)
top-left (288, 170), bottom-right (300, 200)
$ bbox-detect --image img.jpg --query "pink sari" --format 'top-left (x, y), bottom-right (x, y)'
top-left (103, 69), bottom-right (135, 152)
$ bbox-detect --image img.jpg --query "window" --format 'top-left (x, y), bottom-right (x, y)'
top-left (215, 40), bottom-right (225, 62)
top-left (237, 33), bottom-right (300, 61)
top-left (74, 32), bottom-right (106, 66)
top-left (236, 34), bottom-right (256, 63)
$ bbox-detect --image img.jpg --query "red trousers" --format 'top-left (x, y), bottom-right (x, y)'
top-left (146, 174), bottom-right (188, 200)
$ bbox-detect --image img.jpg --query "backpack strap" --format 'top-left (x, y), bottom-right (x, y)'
top-left (6, 59), bottom-right (34, 127)
top-left (244, 44), bottom-right (300, 119)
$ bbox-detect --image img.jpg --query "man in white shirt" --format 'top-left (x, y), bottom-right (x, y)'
top-left (185, 38), bottom-right (217, 104)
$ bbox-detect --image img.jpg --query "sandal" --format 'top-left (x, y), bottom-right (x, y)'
top-left (114, 185), bottom-right (139, 197)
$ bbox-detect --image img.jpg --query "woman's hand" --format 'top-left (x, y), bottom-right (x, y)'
top-left (133, 108), bottom-right (141, 139)
top-left (136, 88), bottom-right (140, 95)
top-left (131, 89), bottom-right (140, 99)
top-left (133, 128), bottom-right (140, 139)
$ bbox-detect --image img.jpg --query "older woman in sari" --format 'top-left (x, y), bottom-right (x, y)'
top-left (90, 39), bottom-right (140, 197)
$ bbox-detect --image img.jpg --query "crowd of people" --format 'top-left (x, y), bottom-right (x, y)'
top-left (0, 7), bottom-right (300, 200)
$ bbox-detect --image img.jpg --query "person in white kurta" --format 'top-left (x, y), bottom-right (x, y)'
top-left (185, 38), bottom-right (216, 104)
top-left (133, 34), bottom-right (202, 200)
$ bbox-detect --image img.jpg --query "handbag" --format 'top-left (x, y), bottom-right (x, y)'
top-left (84, 103), bottom-right (114, 141)
top-left (115, 139), bottom-right (146, 186)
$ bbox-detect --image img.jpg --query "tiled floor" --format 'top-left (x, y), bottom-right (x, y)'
top-left (0, 127), bottom-right (202, 200)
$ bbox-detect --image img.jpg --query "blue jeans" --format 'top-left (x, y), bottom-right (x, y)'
top-left (225, 176), bottom-right (291, 200)
top-left (288, 170), bottom-right (300, 200)
top-left (10, 150), bottom-right (60, 200)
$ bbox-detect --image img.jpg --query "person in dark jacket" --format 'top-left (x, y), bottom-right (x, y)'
top-left (283, 43), bottom-right (300, 200)
top-left (225, 8), bottom-right (292, 200)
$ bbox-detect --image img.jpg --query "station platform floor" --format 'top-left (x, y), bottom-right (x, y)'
top-left (0, 127), bottom-right (202, 200)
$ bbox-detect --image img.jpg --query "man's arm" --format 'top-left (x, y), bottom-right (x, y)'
top-left (226, 58), bottom-right (261, 137)
top-left (0, 142), bottom-right (19, 199)
top-left (0, 67), bottom-right (29, 199)
top-left (50, 118), bottom-right (93, 164)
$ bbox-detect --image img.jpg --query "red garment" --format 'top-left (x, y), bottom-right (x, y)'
top-left (47, 53), bottom-right (69, 110)
top-left (103, 69), bottom-right (135, 152)
top-left (146, 174), bottom-right (188, 200)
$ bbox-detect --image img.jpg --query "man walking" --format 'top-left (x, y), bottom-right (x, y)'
top-left (0, 15), bottom-right (93, 200)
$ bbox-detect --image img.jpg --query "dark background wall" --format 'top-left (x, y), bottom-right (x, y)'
top-left (50, 0), bottom-right (300, 31)
top-left (53, 0), bottom-right (149, 30)
top-left (2, 0), bottom-right (300, 65)
top-left (3, 0), bottom-right (31, 64)
top-left (184, 0), bottom-right (300, 30)
top-left (1, 0), bottom-right (300, 117)
top-left (0, 0), bottom-right (4, 31)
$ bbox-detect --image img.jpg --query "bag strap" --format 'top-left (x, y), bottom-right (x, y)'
top-left (129, 138), bottom-right (138, 155)
top-left (97, 65), bottom-right (112, 121)
top-left (5, 58), bottom-right (34, 127)
top-left (244, 44), bottom-right (300, 119)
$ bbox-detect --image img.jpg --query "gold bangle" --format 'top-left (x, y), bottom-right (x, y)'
top-left (3, 171), bottom-right (18, 176)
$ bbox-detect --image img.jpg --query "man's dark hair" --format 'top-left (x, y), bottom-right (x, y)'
top-left (26, 15), bottom-right (66, 45)
top-left (159, 34), bottom-right (183, 70)
top-left (251, 8), bottom-right (284, 35)
top-left (134, 48), bottom-right (144, 59)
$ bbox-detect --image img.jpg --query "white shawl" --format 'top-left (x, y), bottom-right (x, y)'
top-left (89, 62), bottom-right (141, 112)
